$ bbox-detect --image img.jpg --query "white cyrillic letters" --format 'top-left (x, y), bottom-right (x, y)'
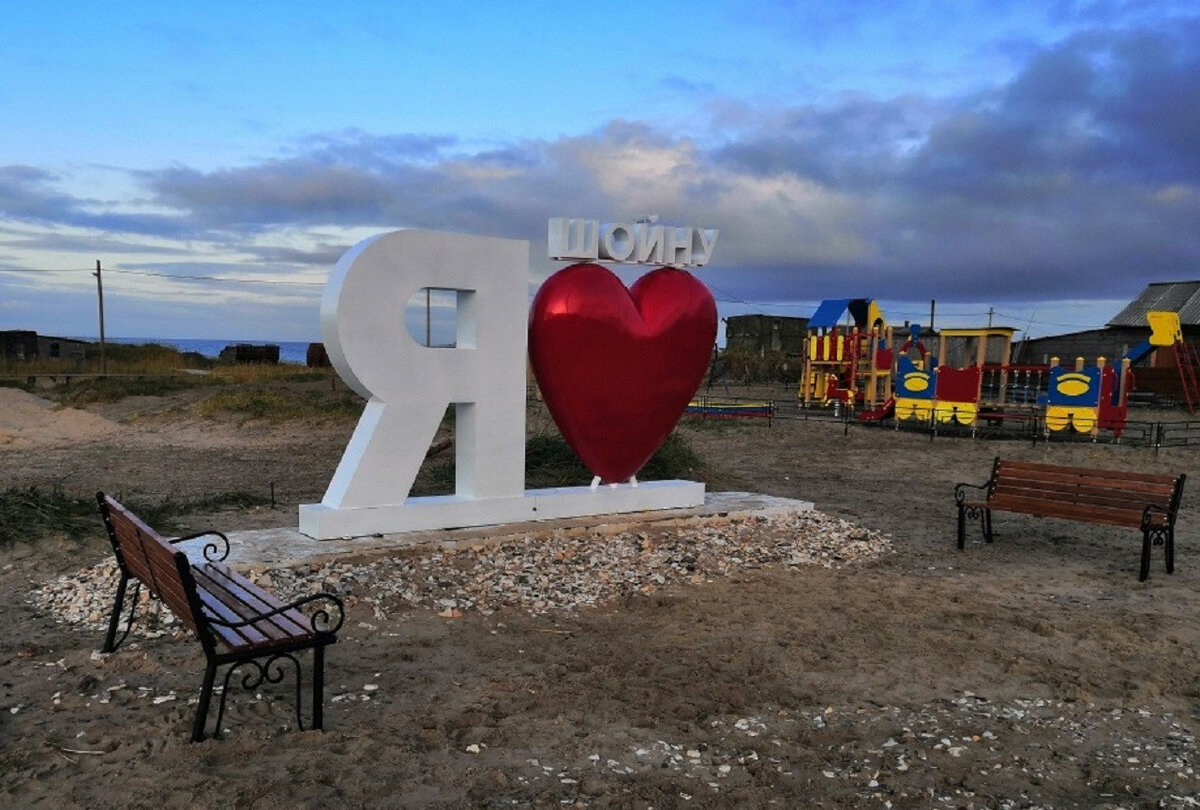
top-left (299, 230), bottom-right (528, 537)
top-left (601, 223), bottom-right (635, 262)
top-left (548, 217), bottom-right (718, 267)
top-left (548, 217), bottom-right (598, 261)
top-left (694, 228), bottom-right (718, 266)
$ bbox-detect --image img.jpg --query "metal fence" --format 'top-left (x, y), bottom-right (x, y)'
top-left (682, 394), bottom-right (1200, 451)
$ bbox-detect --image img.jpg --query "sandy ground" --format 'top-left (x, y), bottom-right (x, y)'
top-left (3, 384), bottom-right (1200, 809)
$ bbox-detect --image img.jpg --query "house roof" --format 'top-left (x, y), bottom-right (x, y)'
top-left (1108, 281), bottom-right (1200, 327)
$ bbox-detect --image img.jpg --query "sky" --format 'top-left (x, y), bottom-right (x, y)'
top-left (2, 1), bottom-right (1199, 343)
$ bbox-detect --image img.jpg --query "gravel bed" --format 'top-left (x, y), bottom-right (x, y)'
top-left (509, 697), bottom-right (1200, 809)
top-left (30, 509), bottom-right (890, 628)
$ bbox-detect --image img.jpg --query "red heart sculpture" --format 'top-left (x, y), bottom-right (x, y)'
top-left (528, 263), bottom-right (717, 483)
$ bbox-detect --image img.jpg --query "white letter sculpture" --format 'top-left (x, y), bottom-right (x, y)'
top-left (299, 229), bottom-right (704, 539)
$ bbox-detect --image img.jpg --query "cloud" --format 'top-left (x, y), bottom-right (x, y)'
top-left (4, 16), bottom-right (1200, 328)
top-left (0, 166), bottom-right (78, 220)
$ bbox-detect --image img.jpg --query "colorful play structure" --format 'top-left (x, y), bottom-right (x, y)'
top-left (798, 298), bottom-right (1198, 437)
top-left (799, 298), bottom-right (894, 411)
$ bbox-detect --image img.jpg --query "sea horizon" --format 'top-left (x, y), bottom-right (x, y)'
top-left (69, 336), bottom-right (316, 365)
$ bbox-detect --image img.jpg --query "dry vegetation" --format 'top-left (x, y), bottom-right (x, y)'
top-left (5, 344), bottom-right (1200, 808)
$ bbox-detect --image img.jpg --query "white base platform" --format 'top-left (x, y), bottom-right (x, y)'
top-left (225, 491), bottom-right (814, 569)
top-left (298, 479), bottom-right (706, 540)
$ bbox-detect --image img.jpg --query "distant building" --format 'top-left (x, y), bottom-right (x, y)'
top-left (1016, 281), bottom-right (1200, 365)
top-left (1013, 280), bottom-right (1200, 401)
top-left (724, 315), bottom-right (808, 356)
top-left (1107, 280), bottom-right (1200, 337)
top-left (306, 342), bottom-right (331, 368)
top-left (0, 330), bottom-right (90, 363)
top-left (0, 330), bottom-right (37, 362)
top-left (1013, 327), bottom-right (1152, 367)
top-left (218, 343), bottom-right (280, 364)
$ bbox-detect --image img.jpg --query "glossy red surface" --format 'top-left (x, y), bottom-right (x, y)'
top-left (528, 263), bottom-right (717, 483)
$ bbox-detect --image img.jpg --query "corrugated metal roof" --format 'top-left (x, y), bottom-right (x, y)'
top-left (1107, 281), bottom-right (1200, 327)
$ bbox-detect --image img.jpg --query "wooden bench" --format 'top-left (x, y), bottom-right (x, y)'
top-left (96, 493), bottom-right (344, 741)
top-left (954, 458), bottom-right (1186, 581)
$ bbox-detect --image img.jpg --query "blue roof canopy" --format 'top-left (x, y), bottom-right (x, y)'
top-left (808, 299), bottom-right (853, 329)
top-left (808, 298), bottom-right (875, 330)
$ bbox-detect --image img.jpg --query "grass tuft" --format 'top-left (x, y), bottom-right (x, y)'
top-left (0, 486), bottom-right (274, 547)
top-left (51, 374), bottom-right (219, 405)
top-left (411, 430), bottom-right (705, 495)
top-left (196, 388), bottom-right (363, 421)
top-left (0, 485), bottom-right (98, 545)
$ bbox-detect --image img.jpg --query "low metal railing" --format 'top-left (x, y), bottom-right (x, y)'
top-left (679, 393), bottom-right (1200, 451)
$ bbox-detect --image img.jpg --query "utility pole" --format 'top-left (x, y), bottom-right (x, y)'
top-left (987, 307), bottom-right (994, 327)
top-left (94, 259), bottom-right (107, 374)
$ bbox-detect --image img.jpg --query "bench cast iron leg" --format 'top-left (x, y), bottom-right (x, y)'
top-left (193, 662), bottom-right (218, 742)
top-left (312, 646), bottom-right (325, 731)
top-left (957, 504), bottom-right (992, 549)
top-left (1139, 531), bottom-right (1152, 583)
top-left (102, 573), bottom-right (130, 653)
top-left (1166, 527), bottom-right (1175, 575)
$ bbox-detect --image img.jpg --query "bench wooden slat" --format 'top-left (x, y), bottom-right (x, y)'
top-left (199, 563), bottom-right (311, 635)
top-left (961, 497), bottom-right (1157, 530)
top-left (193, 587), bottom-right (276, 649)
top-left (985, 495), bottom-right (1159, 529)
top-left (105, 510), bottom-right (157, 587)
top-left (987, 485), bottom-right (1172, 516)
top-left (192, 565), bottom-right (313, 651)
top-left (993, 481), bottom-right (1174, 504)
top-left (993, 459), bottom-right (1180, 487)
top-left (125, 526), bottom-right (200, 634)
top-left (995, 474), bottom-right (1176, 502)
top-left (995, 467), bottom-right (1177, 491)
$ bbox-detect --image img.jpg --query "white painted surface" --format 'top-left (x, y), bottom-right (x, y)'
top-left (300, 480), bottom-right (706, 539)
top-left (548, 217), bottom-right (718, 266)
top-left (300, 230), bottom-right (529, 534)
top-left (299, 227), bottom-right (709, 541)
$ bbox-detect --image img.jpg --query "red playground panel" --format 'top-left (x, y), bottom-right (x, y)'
top-left (935, 365), bottom-right (982, 403)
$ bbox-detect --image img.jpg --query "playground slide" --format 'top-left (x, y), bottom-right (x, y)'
top-left (857, 396), bottom-right (896, 423)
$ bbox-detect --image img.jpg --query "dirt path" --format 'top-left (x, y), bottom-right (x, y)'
top-left (3, 389), bottom-right (1200, 808)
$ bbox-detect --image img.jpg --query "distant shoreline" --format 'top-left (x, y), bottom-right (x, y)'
top-left (67, 336), bottom-right (315, 364)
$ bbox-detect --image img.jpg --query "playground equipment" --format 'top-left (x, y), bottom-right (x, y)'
top-left (1041, 355), bottom-right (1131, 435)
top-left (1041, 310), bottom-right (1187, 432)
top-left (893, 326), bottom-right (1020, 426)
top-left (889, 321), bottom-right (1127, 435)
top-left (801, 295), bottom-right (1197, 436)
top-left (885, 310), bottom-right (1188, 437)
top-left (1140, 311), bottom-right (1200, 414)
top-left (799, 298), bottom-right (893, 410)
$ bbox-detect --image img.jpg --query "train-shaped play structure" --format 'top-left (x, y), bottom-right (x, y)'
top-left (797, 298), bottom-right (1198, 437)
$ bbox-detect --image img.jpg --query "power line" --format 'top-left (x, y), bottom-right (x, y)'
top-left (0, 267), bottom-right (88, 273)
top-left (0, 264), bottom-right (1113, 332)
top-left (0, 265), bottom-right (324, 286)
top-left (992, 310), bottom-right (1103, 331)
top-left (112, 268), bottom-right (324, 286)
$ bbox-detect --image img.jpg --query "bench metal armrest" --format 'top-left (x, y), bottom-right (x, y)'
top-left (1142, 503), bottom-right (1172, 528)
top-left (204, 593), bottom-right (346, 636)
top-left (170, 530), bottom-right (231, 562)
top-left (954, 480), bottom-right (990, 505)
